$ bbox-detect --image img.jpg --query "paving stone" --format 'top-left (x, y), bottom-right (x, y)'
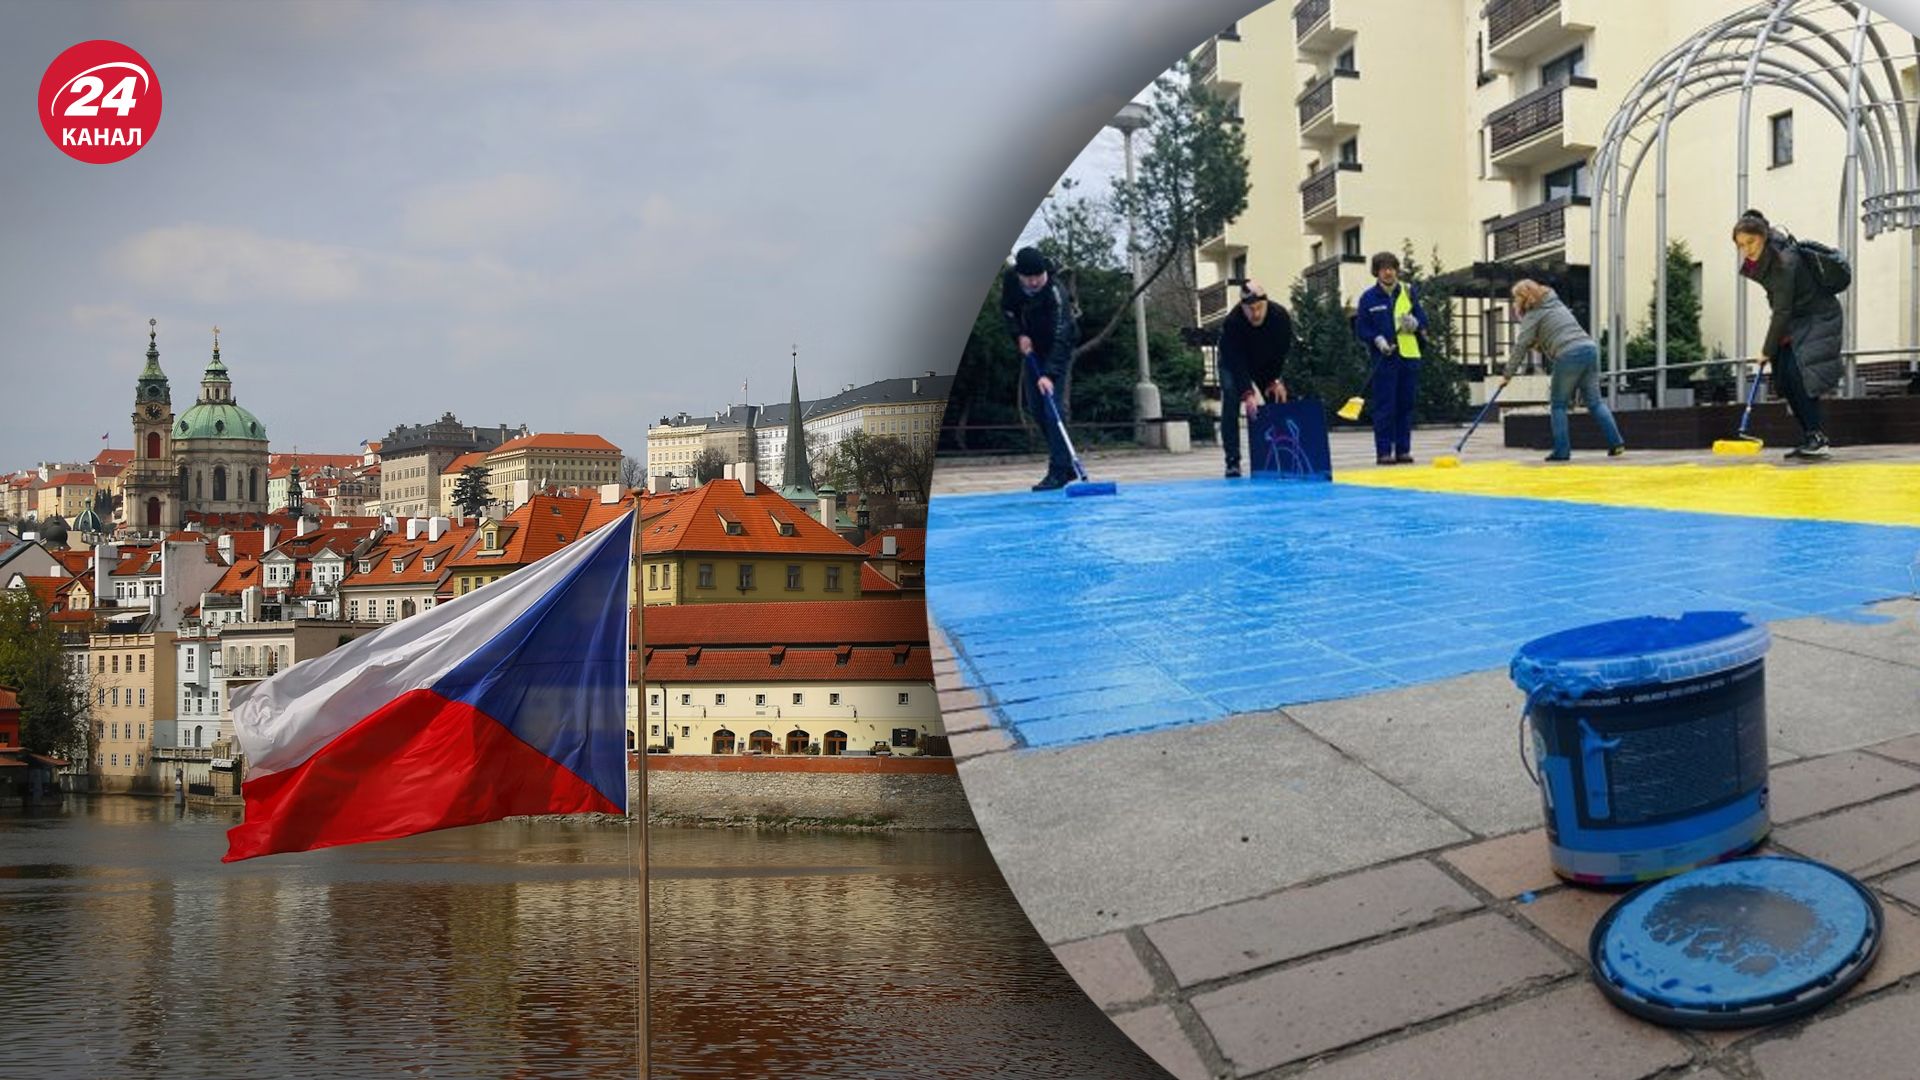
top-left (1144, 859), bottom-right (1481, 987)
top-left (1441, 829), bottom-right (1562, 900)
top-left (1878, 865), bottom-right (1920, 909)
top-left (937, 706), bottom-right (994, 734)
top-left (1748, 984), bottom-right (1920, 1078)
top-left (1774, 788), bottom-right (1920, 876)
top-left (1768, 750), bottom-right (1920, 824)
top-left (947, 727), bottom-right (1014, 759)
top-left (1110, 1006), bottom-right (1213, 1080)
top-left (936, 684), bottom-right (983, 714)
top-left (1867, 732), bottom-right (1920, 767)
top-left (1190, 913), bottom-right (1570, 1074)
top-left (1051, 933), bottom-right (1156, 1009)
top-left (1291, 982), bottom-right (1693, 1080)
top-left (1512, 885), bottom-right (1616, 956)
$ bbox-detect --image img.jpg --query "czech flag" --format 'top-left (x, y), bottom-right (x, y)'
top-left (223, 511), bottom-right (634, 862)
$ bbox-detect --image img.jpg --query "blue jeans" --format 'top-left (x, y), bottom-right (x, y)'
top-left (1371, 357), bottom-right (1420, 457)
top-left (1024, 364), bottom-right (1075, 479)
top-left (1548, 343), bottom-right (1624, 457)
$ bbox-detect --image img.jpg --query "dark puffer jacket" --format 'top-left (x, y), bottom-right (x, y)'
top-left (1000, 271), bottom-right (1078, 382)
top-left (1740, 230), bottom-right (1845, 395)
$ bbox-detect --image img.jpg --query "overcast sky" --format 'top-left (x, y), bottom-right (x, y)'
top-left (0, 0), bottom-right (1258, 468)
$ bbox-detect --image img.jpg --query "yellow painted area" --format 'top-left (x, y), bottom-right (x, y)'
top-left (1339, 462), bottom-right (1920, 528)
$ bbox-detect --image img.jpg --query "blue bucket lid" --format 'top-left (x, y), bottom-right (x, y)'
top-left (1511, 611), bottom-right (1769, 704)
top-left (1590, 856), bottom-right (1881, 1028)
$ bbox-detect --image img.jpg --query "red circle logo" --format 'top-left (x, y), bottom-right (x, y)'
top-left (38, 40), bottom-right (162, 164)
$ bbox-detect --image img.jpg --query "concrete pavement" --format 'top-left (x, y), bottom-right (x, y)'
top-left (930, 430), bottom-right (1920, 1079)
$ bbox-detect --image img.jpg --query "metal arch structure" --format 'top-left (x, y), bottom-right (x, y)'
top-left (1588, 0), bottom-right (1920, 406)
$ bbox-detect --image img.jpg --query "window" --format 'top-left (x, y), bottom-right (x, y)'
top-left (138, 722), bottom-right (145, 739)
top-left (897, 692), bottom-right (910, 706)
top-left (792, 693), bottom-right (803, 705)
top-left (825, 565), bottom-right (841, 591)
top-left (1342, 226), bottom-right (1362, 258)
top-left (111, 722), bottom-right (119, 740)
top-left (738, 564), bottom-right (754, 590)
top-left (112, 655), bottom-right (119, 674)
top-left (648, 565), bottom-right (657, 590)
top-left (1770, 110), bottom-right (1793, 167)
top-left (358, 560), bottom-right (371, 574)
top-left (392, 559), bottom-right (405, 573)
top-left (138, 690), bottom-right (146, 707)
top-left (1541, 47), bottom-right (1586, 88)
top-left (679, 693), bottom-right (691, 705)
top-left (755, 693), bottom-right (767, 707)
top-left (786, 565), bottom-right (802, 590)
top-left (1338, 137), bottom-right (1359, 165)
top-left (661, 564), bottom-right (671, 589)
top-left (1542, 161), bottom-right (1589, 203)
top-left (212, 692), bottom-right (219, 710)
top-left (385, 599), bottom-right (397, 620)
top-left (186, 650), bottom-right (194, 672)
top-left (423, 557), bottom-right (436, 572)
top-left (698, 563), bottom-right (714, 589)
top-left (112, 689), bottom-right (119, 706)
top-left (138, 655), bottom-right (146, 673)
top-left (829, 692), bottom-right (841, 706)
top-left (1484, 305), bottom-right (1506, 364)
top-left (891, 728), bottom-right (918, 748)
top-left (650, 724), bottom-right (660, 736)
top-left (715, 693), bottom-right (727, 706)
top-left (1335, 45), bottom-right (1356, 73)
top-left (348, 600), bottom-right (359, 620)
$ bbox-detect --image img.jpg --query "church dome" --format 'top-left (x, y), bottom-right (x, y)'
top-left (39, 514), bottom-right (69, 545)
top-left (175, 401), bottom-right (268, 441)
top-left (73, 505), bottom-right (104, 536)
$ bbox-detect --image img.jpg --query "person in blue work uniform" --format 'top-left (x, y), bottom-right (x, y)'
top-left (1001, 246), bottom-right (1081, 490)
top-left (1351, 251), bottom-right (1428, 465)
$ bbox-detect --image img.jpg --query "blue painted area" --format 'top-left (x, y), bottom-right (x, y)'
top-left (927, 480), bottom-right (1920, 749)
top-left (1597, 857), bottom-right (1875, 1009)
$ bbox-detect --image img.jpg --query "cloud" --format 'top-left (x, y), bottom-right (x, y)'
top-left (68, 302), bottom-right (147, 332)
top-left (394, 4), bottom-right (853, 78)
top-left (113, 225), bottom-right (364, 305)
top-left (402, 173), bottom-right (578, 249)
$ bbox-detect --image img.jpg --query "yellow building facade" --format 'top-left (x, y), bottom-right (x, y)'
top-left (88, 631), bottom-right (176, 792)
top-left (1195, 0), bottom-right (1918, 403)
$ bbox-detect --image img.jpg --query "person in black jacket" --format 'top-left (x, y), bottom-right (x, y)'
top-left (1733, 209), bottom-right (1844, 459)
top-left (1001, 246), bottom-right (1080, 490)
top-left (1216, 281), bottom-right (1292, 477)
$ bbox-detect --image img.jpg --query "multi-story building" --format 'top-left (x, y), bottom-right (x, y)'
top-left (859, 528), bottom-right (926, 596)
top-left (1194, 0), bottom-right (1918, 403)
top-left (483, 432), bottom-right (621, 511)
top-left (638, 467), bottom-right (869, 606)
top-left (444, 491), bottom-right (629, 600)
top-left (437, 450), bottom-right (490, 518)
top-left (265, 454), bottom-right (361, 512)
top-left (86, 631), bottom-right (175, 791)
top-left (638, 600), bottom-right (941, 756)
top-left (338, 517), bottom-right (478, 624)
top-left (645, 371), bottom-right (950, 489)
top-left (376, 414), bottom-right (527, 518)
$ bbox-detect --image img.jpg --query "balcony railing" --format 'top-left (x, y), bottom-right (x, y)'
top-left (1294, 0), bottom-right (1330, 40)
top-left (1486, 78), bottom-right (1592, 156)
top-left (1193, 39), bottom-right (1219, 83)
top-left (1299, 161), bottom-right (1360, 217)
top-left (1198, 281), bottom-right (1230, 321)
top-left (1296, 68), bottom-right (1356, 128)
top-left (1488, 196), bottom-right (1584, 260)
top-left (1486, 0), bottom-right (1559, 48)
top-left (1304, 256), bottom-right (1344, 299)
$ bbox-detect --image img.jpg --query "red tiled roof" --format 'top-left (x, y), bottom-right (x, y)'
top-left (861, 528), bottom-right (927, 561)
top-left (342, 525), bottom-right (479, 589)
top-left (449, 495), bottom-right (628, 570)
top-left (639, 599), bottom-right (928, 647)
top-left (441, 450), bottom-right (490, 476)
top-left (44, 472), bottom-right (92, 487)
top-left (208, 559), bottom-right (261, 595)
top-left (642, 480), bottom-right (861, 556)
top-left (0, 685), bottom-right (18, 710)
top-left (640, 645), bottom-right (933, 683)
top-left (92, 449), bottom-right (134, 476)
top-left (859, 564), bottom-right (901, 593)
top-left (16, 576), bottom-right (65, 607)
top-left (50, 550), bottom-right (92, 575)
top-left (489, 432), bottom-right (621, 456)
top-left (268, 453), bottom-right (362, 478)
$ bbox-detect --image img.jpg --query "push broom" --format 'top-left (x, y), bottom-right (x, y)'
top-left (1026, 353), bottom-right (1117, 497)
top-left (1336, 372), bottom-right (1373, 422)
top-left (1434, 381), bottom-right (1508, 468)
top-left (1712, 360), bottom-right (1768, 456)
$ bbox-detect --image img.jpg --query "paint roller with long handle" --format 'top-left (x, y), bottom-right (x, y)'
top-left (1025, 353), bottom-right (1117, 498)
top-left (1433, 380), bottom-right (1508, 468)
top-left (1711, 359), bottom-right (1768, 456)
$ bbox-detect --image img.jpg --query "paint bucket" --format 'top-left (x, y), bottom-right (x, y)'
top-left (1510, 611), bottom-right (1771, 886)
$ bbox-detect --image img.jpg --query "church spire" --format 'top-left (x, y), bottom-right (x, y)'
top-left (781, 345), bottom-right (815, 496)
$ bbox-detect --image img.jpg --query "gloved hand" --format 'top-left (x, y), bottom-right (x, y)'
top-left (1398, 314), bottom-right (1420, 334)
top-left (1373, 336), bottom-right (1392, 355)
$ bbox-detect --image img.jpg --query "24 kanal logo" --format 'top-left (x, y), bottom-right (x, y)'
top-left (38, 40), bottom-right (163, 164)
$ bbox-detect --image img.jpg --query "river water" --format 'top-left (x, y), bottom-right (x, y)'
top-left (0, 797), bottom-right (1169, 1079)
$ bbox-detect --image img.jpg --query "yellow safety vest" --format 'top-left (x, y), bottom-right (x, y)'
top-left (1393, 284), bottom-right (1422, 359)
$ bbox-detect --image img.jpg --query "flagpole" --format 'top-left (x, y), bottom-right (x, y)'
top-left (631, 504), bottom-right (650, 1079)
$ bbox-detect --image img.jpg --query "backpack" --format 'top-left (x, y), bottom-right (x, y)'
top-left (1790, 235), bottom-right (1852, 295)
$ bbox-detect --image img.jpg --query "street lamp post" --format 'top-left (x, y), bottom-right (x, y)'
top-left (1109, 102), bottom-right (1160, 448)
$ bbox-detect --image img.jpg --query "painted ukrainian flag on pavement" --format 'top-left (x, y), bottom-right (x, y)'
top-left (223, 511), bottom-right (633, 862)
